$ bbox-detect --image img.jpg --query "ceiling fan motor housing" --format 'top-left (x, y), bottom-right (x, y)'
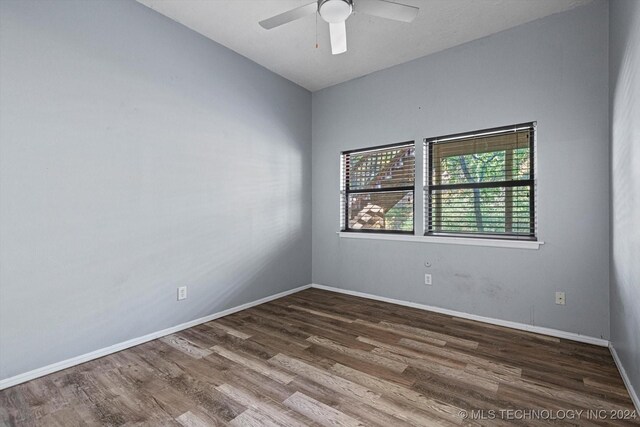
top-left (318, 0), bottom-right (353, 23)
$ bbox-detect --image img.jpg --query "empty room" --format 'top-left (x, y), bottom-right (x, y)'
top-left (0, 0), bottom-right (638, 425)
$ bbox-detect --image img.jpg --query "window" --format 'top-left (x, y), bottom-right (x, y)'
top-left (341, 142), bottom-right (415, 233)
top-left (425, 123), bottom-right (536, 240)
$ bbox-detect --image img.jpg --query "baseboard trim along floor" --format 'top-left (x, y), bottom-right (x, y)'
top-left (0, 282), bottom-right (615, 392)
top-left (310, 284), bottom-right (609, 347)
top-left (307, 284), bottom-right (640, 411)
top-left (610, 343), bottom-right (640, 412)
top-left (3, 287), bottom-right (634, 425)
top-left (0, 284), bottom-right (311, 391)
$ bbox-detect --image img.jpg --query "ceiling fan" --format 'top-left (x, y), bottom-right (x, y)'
top-left (259, 0), bottom-right (419, 55)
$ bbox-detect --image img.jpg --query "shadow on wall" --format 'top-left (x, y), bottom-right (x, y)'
top-left (0, 0), bottom-right (311, 381)
top-left (609, 0), bottom-right (640, 407)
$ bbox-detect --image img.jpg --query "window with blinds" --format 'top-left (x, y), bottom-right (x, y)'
top-left (341, 142), bottom-right (415, 233)
top-left (425, 123), bottom-right (536, 240)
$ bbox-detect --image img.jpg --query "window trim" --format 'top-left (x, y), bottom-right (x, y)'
top-left (424, 122), bottom-right (537, 241)
top-left (337, 231), bottom-right (544, 249)
top-left (341, 140), bottom-right (416, 235)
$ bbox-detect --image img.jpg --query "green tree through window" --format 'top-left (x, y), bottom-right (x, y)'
top-left (426, 124), bottom-right (536, 239)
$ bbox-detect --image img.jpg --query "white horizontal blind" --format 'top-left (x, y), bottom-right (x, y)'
top-left (425, 123), bottom-right (536, 240)
top-left (341, 142), bottom-right (415, 233)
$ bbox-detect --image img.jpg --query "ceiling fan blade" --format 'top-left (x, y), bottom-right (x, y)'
top-left (259, 2), bottom-right (318, 29)
top-left (356, 0), bottom-right (418, 22)
top-left (329, 21), bottom-right (347, 55)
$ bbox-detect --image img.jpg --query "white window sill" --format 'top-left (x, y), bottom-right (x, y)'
top-left (337, 232), bottom-right (544, 250)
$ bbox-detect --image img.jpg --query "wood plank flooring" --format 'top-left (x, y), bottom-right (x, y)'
top-left (1, 288), bottom-right (637, 426)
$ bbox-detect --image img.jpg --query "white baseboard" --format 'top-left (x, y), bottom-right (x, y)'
top-left (0, 284), bottom-right (311, 391)
top-left (609, 343), bottom-right (640, 412)
top-left (310, 284), bottom-right (609, 347)
top-left (0, 282), bottom-right (614, 392)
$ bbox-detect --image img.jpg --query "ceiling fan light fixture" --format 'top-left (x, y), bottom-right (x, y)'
top-left (318, 0), bottom-right (353, 24)
top-left (259, 0), bottom-right (419, 56)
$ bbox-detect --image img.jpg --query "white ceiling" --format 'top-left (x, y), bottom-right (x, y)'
top-left (136, 0), bottom-right (592, 91)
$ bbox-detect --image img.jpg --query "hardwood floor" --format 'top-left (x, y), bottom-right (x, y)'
top-left (1, 288), bottom-right (637, 426)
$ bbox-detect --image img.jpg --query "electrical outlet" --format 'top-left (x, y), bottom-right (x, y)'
top-left (424, 274), bottom-right (432, 286)
top-left (177, 286), bottom-right (188, 301)
top-left (555, 291), bottom-right (565, 305)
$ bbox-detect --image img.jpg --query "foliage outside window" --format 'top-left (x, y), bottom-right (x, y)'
top-left (425, 123), bottom-right (536, 240)
top-left (341, 143), bottom-right (415, 233)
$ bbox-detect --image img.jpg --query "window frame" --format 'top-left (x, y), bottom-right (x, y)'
top-left (341, 140), bottom-right (416, 235)
top-left (424, 122), bottom-right (537, 241)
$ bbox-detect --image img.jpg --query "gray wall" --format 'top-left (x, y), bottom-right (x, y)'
top-left (312, 1), bottom-right (610, 339)
top-left (0, 0), bottom-right (311, 380)
top-left (609, 0), bottom-right (640, 404)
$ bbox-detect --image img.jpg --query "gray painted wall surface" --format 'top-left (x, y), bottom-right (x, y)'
top-left (0, 0), bottom-right (311, 380)
top-left (312, 2), bottom-right (610, 339)
top-left (609, 0), bottom-right (640, 403)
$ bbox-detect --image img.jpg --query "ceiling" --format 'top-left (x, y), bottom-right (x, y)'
top-left (136, 0), bottom-right (592, 91)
